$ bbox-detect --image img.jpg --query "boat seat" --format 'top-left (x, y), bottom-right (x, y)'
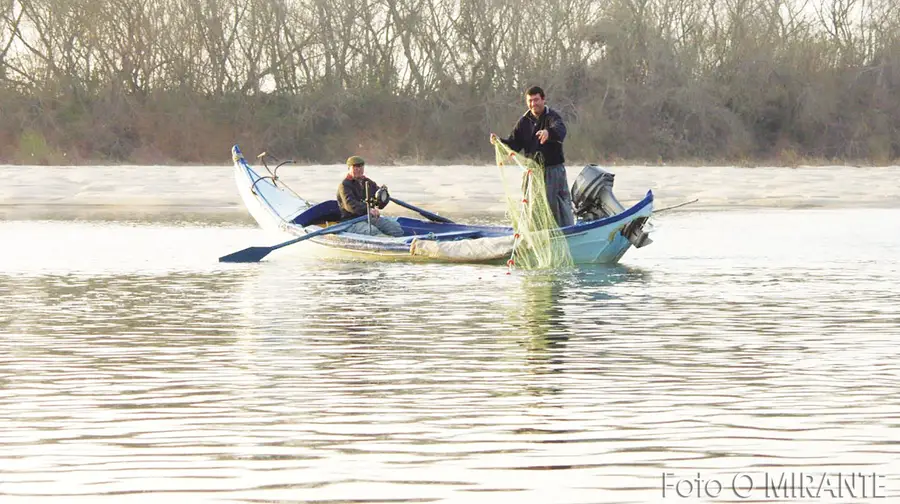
top-left (292, 200), bottom-right (343, 227)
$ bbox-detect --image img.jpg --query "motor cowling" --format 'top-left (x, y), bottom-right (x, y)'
top-left (571, 165), bottom-right (625, 221)
top-left (571, 164), bottom-right (653, 248)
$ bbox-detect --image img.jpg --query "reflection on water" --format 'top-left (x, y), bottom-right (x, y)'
top-left (1, 210), bottom-right (900, 503)
top-left (514, 268), bottom-right (636, 372)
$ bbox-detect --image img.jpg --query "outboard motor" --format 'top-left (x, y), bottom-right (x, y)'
top-left (571, 165), bottom-right (653, 248)
top-left (571, 164), bottom-right (625, 220)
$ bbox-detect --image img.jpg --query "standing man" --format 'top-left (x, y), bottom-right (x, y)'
top-left (336, 156), bottom-right (404, 236)
top-left (491, 86), bottom-right (575, 228)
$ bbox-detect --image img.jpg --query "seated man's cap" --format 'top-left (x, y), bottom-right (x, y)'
top-left (346, 155), bottom-right (365, 166)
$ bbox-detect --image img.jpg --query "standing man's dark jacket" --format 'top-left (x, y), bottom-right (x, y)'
top-left (501, 106), bottom-right (567, 166)
top-left (337, 176), bottom-right (379, 220)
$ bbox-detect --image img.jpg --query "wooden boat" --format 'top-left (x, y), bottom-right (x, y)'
top-left (228, 144), bottom-right (653, 264)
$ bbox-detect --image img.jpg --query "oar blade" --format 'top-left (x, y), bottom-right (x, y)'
top-left (425, 212), bottom-right (454, 224)
top-left (218, 246), bottom-right (272, 263)
top-left (390, 198), bottom-right (455, 224)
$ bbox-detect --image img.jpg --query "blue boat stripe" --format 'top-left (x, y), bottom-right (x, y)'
top-left (561, 190), bottom-right (654, 235)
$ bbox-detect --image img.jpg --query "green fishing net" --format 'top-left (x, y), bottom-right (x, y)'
top-left (493, 141), bottom-right (573, 270)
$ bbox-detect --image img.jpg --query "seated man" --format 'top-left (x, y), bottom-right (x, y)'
top-left (336, 156), bottom-right (404, 237)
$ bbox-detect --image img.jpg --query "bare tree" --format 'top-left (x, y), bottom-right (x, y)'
top-left (1, 0), bottom-right (899, 163)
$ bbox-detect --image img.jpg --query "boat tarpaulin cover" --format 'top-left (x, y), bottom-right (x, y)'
top-left (409, 235), bottom-right (515, 261)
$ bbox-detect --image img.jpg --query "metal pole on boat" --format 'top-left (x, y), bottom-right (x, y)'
top-left (365, 182), bottom-right (372, 234)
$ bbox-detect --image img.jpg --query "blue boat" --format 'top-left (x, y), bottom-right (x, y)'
top-left (229, 145), bottom-right (654, 264)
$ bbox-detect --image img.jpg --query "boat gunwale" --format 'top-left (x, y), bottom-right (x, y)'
top-left (234, 148), bottom-right (654, 250)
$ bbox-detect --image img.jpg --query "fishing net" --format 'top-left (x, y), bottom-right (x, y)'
top-left (493, 141), bottom-right (573, 270)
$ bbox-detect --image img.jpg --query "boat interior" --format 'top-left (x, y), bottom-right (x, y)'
top-left (291, 200), bottom-right (508, 242)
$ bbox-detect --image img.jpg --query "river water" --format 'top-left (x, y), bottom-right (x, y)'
top-left (1, 164), bottom-right (900, 503)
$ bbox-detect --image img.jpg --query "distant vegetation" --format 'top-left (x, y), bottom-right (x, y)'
top-left (1, 0), bottom-right (898, 165)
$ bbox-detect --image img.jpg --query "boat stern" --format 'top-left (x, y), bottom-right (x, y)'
top-left (565, 190), bottom-right (654, 264)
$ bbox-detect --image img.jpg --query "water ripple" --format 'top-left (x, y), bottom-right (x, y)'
top-left (1, 211), bottom-right (899, 502)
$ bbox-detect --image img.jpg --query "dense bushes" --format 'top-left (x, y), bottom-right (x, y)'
top-left (1, 0), bottom-right (898, 164)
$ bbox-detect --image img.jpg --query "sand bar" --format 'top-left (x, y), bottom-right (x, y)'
top-left (2, 163), bottom-right (899, 220)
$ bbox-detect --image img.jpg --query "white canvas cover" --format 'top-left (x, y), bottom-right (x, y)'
top-left (409, 235), bottom-right (516, 262)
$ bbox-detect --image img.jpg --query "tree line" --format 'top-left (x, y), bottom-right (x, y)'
top-left (1, 0), bottom-right (898, 165)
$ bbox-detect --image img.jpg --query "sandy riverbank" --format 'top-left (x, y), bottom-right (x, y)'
top-left (2, 163), bottom-right (900, 221)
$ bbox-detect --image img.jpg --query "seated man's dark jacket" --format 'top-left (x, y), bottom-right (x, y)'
top-left (337, 176), bottom-right (379, 220)
top-left (501, 107), bottom-right (567, 166)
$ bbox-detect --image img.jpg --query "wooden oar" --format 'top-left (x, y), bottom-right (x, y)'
top-left (390, 197), bottom-right (455, 224)
top-left (219, 215), bottom-right (367, 263)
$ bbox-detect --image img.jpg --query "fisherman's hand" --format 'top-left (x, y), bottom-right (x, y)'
top-left (536, 129), bottom-right (550, 144)
top-left (369, 208), bottom-right (381, 218)
top-left (489, 133), bottom-right (498, 145)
